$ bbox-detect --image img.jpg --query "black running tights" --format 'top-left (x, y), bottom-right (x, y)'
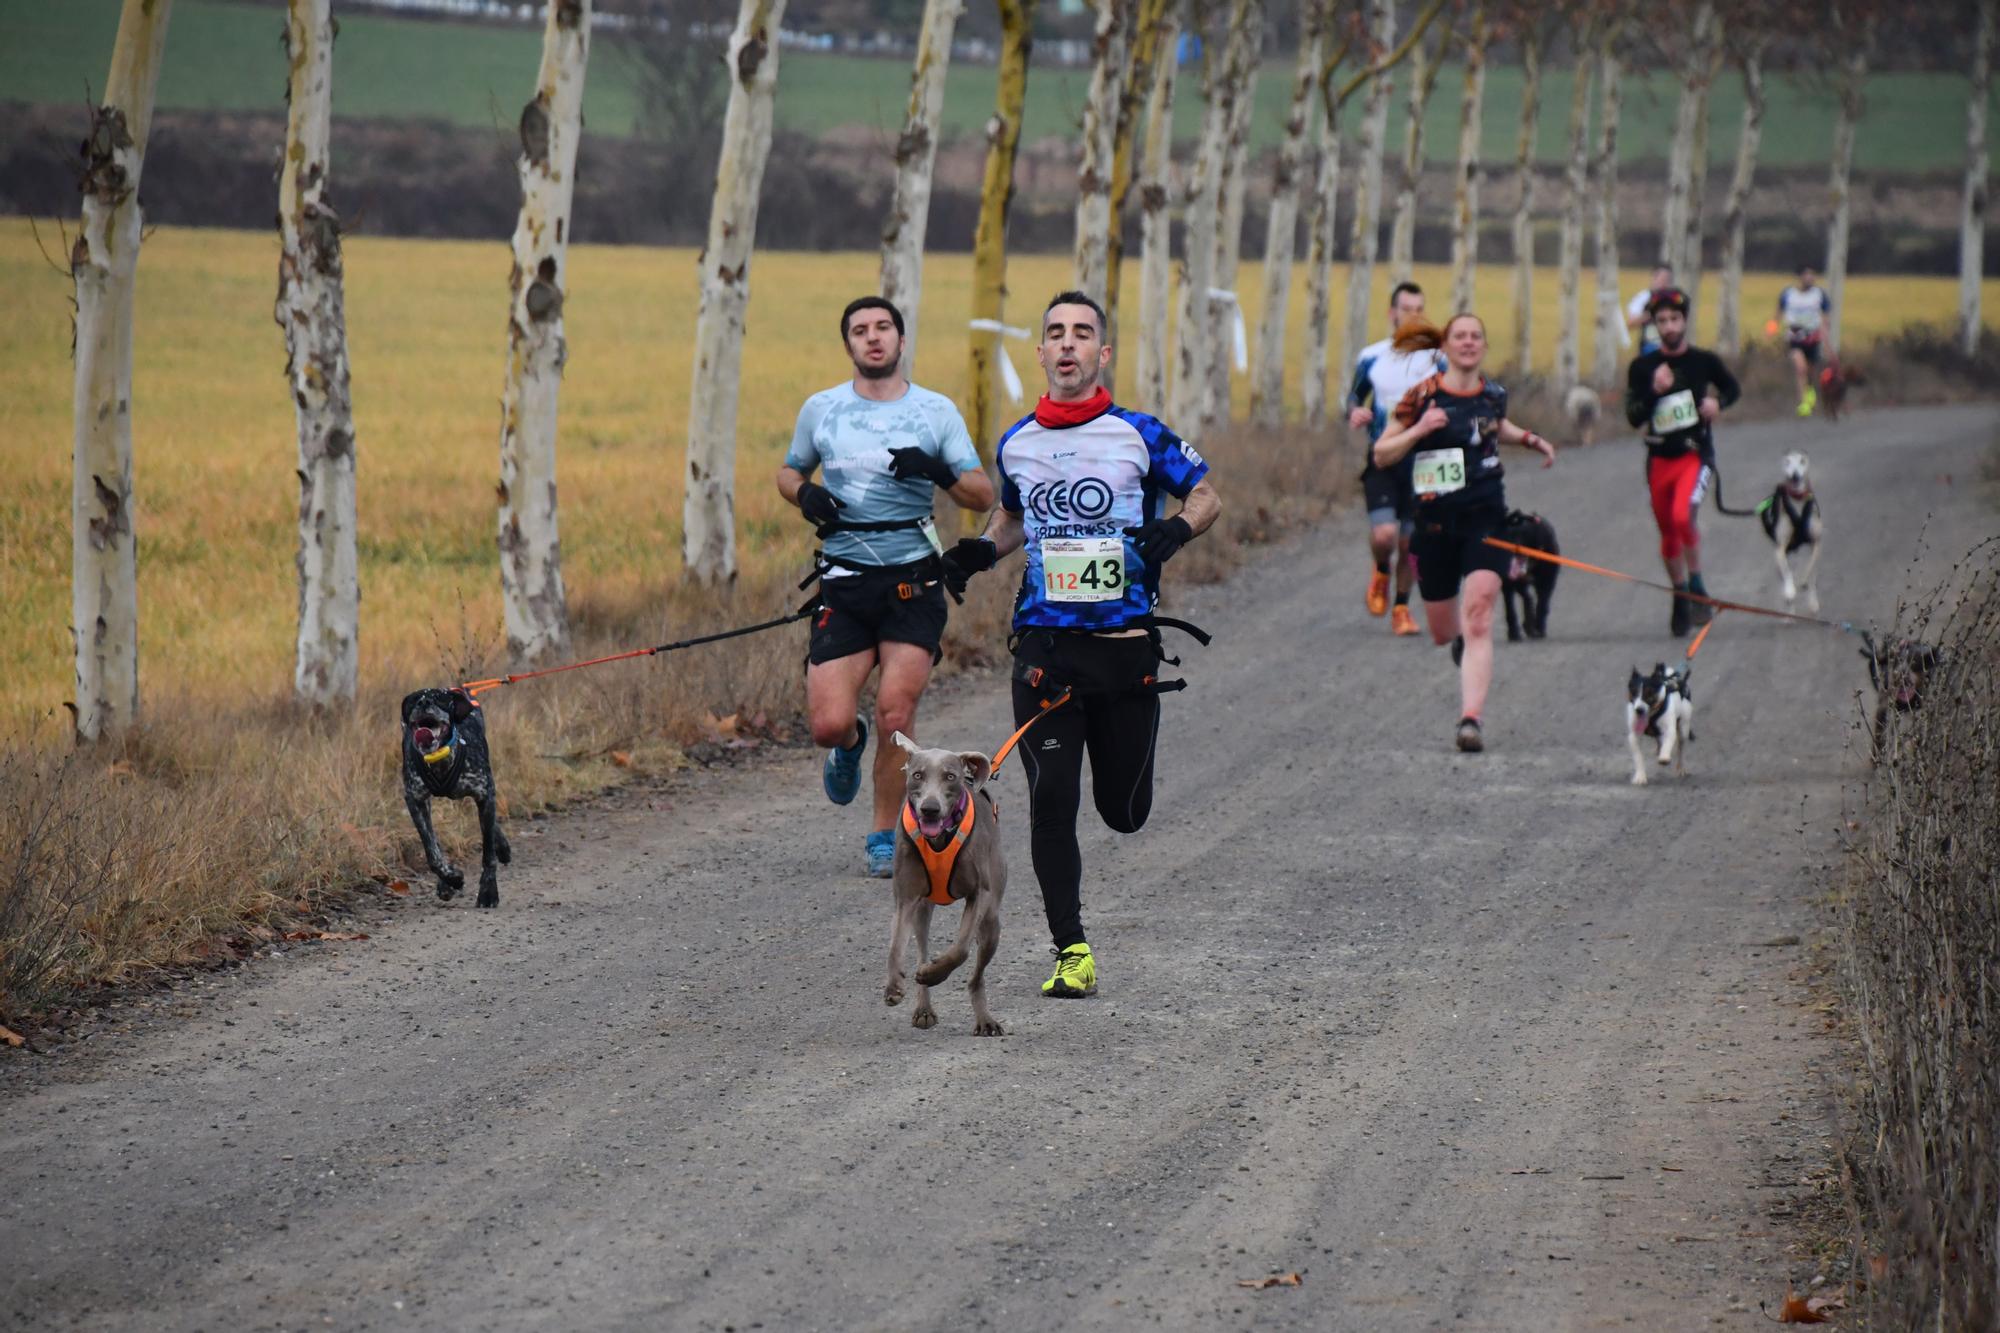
top-left (1010, 682), bottom-right (1161, 950)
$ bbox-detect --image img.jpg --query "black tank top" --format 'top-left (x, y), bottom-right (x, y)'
top-left (1393, 374), bottom-right (1509, 513)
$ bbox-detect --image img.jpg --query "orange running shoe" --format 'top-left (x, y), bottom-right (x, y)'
top-left (1390, 604), bottom-right (1419, 636)
top-left (1366, 569), bottom-right (1390, 617)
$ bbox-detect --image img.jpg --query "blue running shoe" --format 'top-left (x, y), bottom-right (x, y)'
top-left (865, 829), bottom-right (897, 878)
top-left (823, 717), bottom-right (867, 806)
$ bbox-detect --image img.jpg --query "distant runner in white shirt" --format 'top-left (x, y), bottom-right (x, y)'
top-left (1346, 281), bottom-right (1444, 637)
top-left (1770, 262), bottom-right (1833, 417)
top-left (1624, 264), bottom-right (1675, 355)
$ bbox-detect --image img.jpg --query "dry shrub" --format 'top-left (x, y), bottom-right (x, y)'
top-left (1839, 536), bottom-right (2000, 1330)
top-left (0, 425), bottom-right (1351, 1020)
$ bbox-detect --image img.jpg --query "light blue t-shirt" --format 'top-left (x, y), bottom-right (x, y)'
top-left (784, 382), bottom-right (982, 569)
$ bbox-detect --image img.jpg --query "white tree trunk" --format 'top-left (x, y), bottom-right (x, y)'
top-left (1825, 45), bottom-right (1867, 356)
top-left (1659, 2), bottom-right (1714, 272)
top-left (683, 0), bottom-right (787, 585)
top-left (277, 0), bottom-right (360, 704)
top-left (1388, 33), bottom-right (1436, 284)
top-left (1205, 0), bottom-right (1263, 428)
top-left (71, 0), bottom-right (172, 740)
top-left (1172, 0), bottom-right (1249, 429)
top-left (1509, 34), bottom-right (1540, 376)
top-left (1553, 45), bottom-right (1594, 393)
top-left (1447, 6), bottom-right (1487, 314)
top-left (1074, 0), bottom-right (1135, 305)
top-left (1251, 5), bottom-right (1326, 427)
top-left (880, 0), bottom-right (962, 372)
top-left (1715, 47), bottom-right (1765, 357)
top-left (498, 0), bottom-right (588, 663)
top-left (1300, 111), bottom-right (1343, 428)
top-left (1339, 0), bottom-right (1397, 384)
top-left (1962, 0), bottom-right (1994, 356)
top-left (1134, 10), bottom-right (1180, 415)
top-left (1680, 25), bottom-right (1723, 325)
top-left (1590, 33), bottom-right (1623, 388)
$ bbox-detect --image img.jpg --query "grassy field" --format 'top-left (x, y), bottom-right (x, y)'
top-left (4, 0), bottom-right (1995, 169)
top-left (2, 216), bottom-right (1995, 732)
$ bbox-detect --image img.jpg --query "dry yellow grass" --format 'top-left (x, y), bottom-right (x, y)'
top-left (1, 217), bottom-right (1995, 728)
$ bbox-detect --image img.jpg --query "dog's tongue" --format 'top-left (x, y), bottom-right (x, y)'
top-left (919, 814), bottom-right (948, 839)
top-left (414, 726), bottom-right (437, 749)
top-left (1630, 713), bottom-right (1647, 736)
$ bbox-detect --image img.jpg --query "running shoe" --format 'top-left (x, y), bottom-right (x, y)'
top-left (822, 717), bottom-right (868, 806)
top-left (1042, 943), bottom-right (1097, 998)
top-left (1367, 568), bottom-right (1391, 617)
top-left (1455, 717), bottom-right (1484, 752)
top-left (865, 829), bottom-right (897, 878)
top-left (1670, 592), bottom-right (1691, 637)
top-left (1797, 387), bottom-right (1817, 417)
top-left (1391, 604), bottom-right (1420, 636)
top-left (1450, 635), bottom-right (1465, 666)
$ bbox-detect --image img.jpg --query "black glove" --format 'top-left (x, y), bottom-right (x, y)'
top-left (1122, 515), bottom-right (1194, 565)
top-left (795, 481), bottom-right (845, 528)
top-left (939, 536), bottom-right (998, 597)
top-left (887, 446), bottom-right (959, 489)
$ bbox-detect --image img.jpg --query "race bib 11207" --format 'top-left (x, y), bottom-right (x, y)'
top-left (1041, 536), bottom-right (1126, 603)
top-left (1651, 389), bottom-right (1699, 435)
top-left (1412, 448), bottom-right (1467, 498)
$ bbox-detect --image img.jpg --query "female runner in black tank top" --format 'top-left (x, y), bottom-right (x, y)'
top-left (1372, 313), bottom-right (1559, 752)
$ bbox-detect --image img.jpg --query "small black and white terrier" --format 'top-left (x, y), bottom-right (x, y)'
top-left (401, 686), bottom-right (511, 907)
top-left (1759, 451), bottom-right (1824, 613)
top-left (1626, 662), bottom-right (1694, 786)
top-left (1500, 509), bottom-right (1560, 642)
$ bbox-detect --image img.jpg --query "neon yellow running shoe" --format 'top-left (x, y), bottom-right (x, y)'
top-left (1797, 386), bottom-right (1817, 417)
top-left (1041, 943), bottom-right (1097, 998)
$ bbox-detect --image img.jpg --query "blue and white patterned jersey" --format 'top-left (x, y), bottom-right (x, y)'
top-left (783, 382), bottom-right (981, 570)
top-left (1349, 337), bottom-right (1446, 443)
top-left (996, 403), bottom-right (1209, 631)
top-left (1778, 285), bottom-right (1832, 338)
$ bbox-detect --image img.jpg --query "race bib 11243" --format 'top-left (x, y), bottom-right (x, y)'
top-left (1041, 536), bottom-right (1126, 603)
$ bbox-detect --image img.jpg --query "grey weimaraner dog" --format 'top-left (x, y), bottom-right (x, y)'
top-left (885, 731), bottom-right (1006, 1036)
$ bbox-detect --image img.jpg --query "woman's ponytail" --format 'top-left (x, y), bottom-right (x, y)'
top-left (1392, 320), bottom-right (1446, 354)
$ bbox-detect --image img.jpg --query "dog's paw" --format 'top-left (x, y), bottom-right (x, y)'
top-left (911, 1005), bottom-right (937, 1030)
top-left (476, 877), bottom-right (499, 909)
top-left (973, 1017), bottom-right (1004, 1037)
top-left (913, 958), bottom-right (955, 986)
top-left (495, 833), bottom-right (512, 865)
top-left (436, 865), bottom-right (464, 900)
top-left (1805, 588), bottom-right (1820, 614)
top-left (1630, 771), bottom-right (1648, 786)
top-left (884, 978), bottom-right (904, 1007)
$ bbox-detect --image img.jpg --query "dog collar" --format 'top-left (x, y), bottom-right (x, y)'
top-left (421, 741), bottom-right (454, 766)
top-left (901, 794), bottom-right (975, 906)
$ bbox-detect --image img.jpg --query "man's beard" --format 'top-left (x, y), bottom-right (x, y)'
top-left (854, 356), bottom-right (899, 381)
top-left (1660, 333), bottom-right (1687, 354)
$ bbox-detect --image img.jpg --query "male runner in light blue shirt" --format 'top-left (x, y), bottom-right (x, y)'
top-left (777, 297), bottom-right (994, 877)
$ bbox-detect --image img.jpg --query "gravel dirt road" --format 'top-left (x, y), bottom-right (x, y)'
top-left (4, 403), bottom-right (1993, 1332)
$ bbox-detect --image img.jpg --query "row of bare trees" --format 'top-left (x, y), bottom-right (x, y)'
top-left (64, 0), bottom-right (1998, 739)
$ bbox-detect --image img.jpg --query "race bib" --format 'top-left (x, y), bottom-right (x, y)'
top-left (1652, 389), bottom-right (1699, 435)
top-left (1041, 536), bottom-right (1126, 603)
top-left (1412, 448), bottom-right (1467, 498)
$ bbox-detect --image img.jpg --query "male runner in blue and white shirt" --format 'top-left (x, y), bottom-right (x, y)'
top-left (1347, 280), bottom-right (1444, 636)
top-left (1775, 263), bottom-right (1833, 417)
top-left (941, 291), bottom-right (1220, 999)
top-left (778, 297), bottom-right (993, 877)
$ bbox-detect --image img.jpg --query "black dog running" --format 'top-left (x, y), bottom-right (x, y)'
top-left (401, 687), bottom-right (511, 908)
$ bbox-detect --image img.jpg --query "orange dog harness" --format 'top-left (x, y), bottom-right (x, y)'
top-left (900, 796), bottom-right (977, 905)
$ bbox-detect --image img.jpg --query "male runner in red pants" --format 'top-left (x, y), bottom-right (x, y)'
top-left (1624, 289), bottom-right (1741, 636)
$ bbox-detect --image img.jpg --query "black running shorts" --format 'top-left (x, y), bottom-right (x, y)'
top-left (807, 562), bottom-right (948, 666)
top-left (1411, 502), bottom-right (1511, 603)
top-left (1787, 333), bottom-right (1822, 364)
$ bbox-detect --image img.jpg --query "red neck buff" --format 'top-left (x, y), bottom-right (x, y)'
top-left (1034, 386), bottom-right (1112, 428)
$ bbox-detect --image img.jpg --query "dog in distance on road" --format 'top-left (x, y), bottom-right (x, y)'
top-left (401, 686), bottom-right (511, 908)
top-left (1758, 451), bottom-right (1825, 613)
top-left (1626, 663), bottom-right (1694, 786)
top-left (1564, 385), bottom-right (1601, 446)
top-left (1499, 509), bottom-right (1560, 642)
top-left (885, 731), bottom-right (1007, 1036)
top-left (1818, 359), bottom-right (1864, 420)
top-left (1859, 631), bottom-right (1943, 761)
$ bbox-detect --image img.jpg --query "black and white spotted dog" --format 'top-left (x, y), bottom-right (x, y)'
top-left (1759, 451), bottom-right (1824, 613)
top-left (1499, 509), bottom-right (1560, 642)
top-left (401, 687), bottom-right (511, 907)
top-left (1625, 662), bottom-right (1694, 786)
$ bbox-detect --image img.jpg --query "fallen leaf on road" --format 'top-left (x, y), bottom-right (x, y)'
top-left (388, 880), bottom-right (410, 896)
top-left (610, 750), bottom-right (634, 768)
top-left (1765, 1287), bottom-right (1831, 1323)
top-left (0, 1024), bottom-right (25, 1048)
top-left (1235, 1273), bottom-right (1302, 1290)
